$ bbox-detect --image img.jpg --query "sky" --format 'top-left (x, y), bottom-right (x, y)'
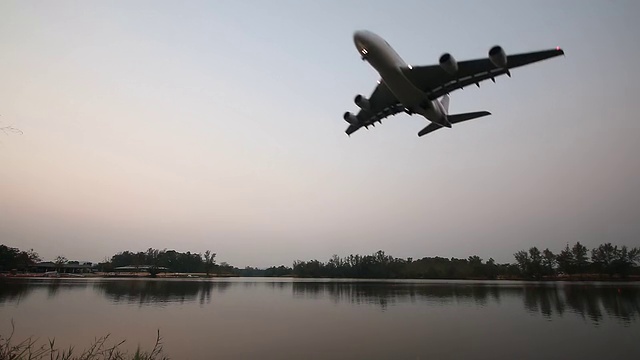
top-left (1, 0), bottom-right (640, 267)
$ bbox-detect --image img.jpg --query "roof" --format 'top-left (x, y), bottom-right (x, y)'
top-left (35, 262), bottom-right (93, 269)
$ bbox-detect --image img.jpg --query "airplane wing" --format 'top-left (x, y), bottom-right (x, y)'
top-left (404, 48), bottom-right (564, 100)
top-left (345, 80), bottom-right (404, 136)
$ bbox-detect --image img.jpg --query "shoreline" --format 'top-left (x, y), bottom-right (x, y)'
top-left (2, 272), bottom-right (639, 282)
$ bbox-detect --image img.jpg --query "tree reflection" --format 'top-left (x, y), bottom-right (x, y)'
top-left (564, 285), bottom-right (640, 324)
top-left (0, 279), bottom-right (34, 304)
top-left (2, 279), bottom-right (639, 323)
top-left (0, 279), bottom-right (89, 302)
top-left (523, 285), bottom-right (566, 319)
top-left (292, 281), bottom-right (640, 323)
top-left (517, 284), bottom-right (640, 324)
top-left (291, 281), bottom-right (508, 311)
top-left (93, 279), bottom-right (230, 306)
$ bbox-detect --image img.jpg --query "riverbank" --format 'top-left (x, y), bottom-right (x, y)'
top-left (0, 272), bottom-right (240, 279)
top-left (2, 272), bottom-right (639, 281)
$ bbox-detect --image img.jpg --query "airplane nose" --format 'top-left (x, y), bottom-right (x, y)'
top-left (353, 30), bottom-right (370, 44)
top-left (353, 30), bottom-right (370, 56)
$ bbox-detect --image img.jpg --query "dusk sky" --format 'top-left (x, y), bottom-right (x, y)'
top-left (1, 0), bottom-right (639, 267)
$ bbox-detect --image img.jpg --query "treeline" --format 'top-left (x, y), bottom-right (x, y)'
top-left (0, 244), bottom-right (40, 272)
top-left (101, 248), bottom-right (292, 277)
top-left (237, 265), bottom-right (293, 277)
top-left (2, 243), bottom-right (639, 279)
top-left (100, 248), bottom-right (218, 275)
top-left (0, 244), bottom-right (293, 277)
top-left (514, 242), bottom-right (640, 279)
top-left (293, 244), bottom-right (640, 279)
top-left (292, 251), bottom-right (516, 279)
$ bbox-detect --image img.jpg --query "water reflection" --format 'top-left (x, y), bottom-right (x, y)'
top-left (290, 281), bottom-right (640, 323)
top-left (1, 279), bottom-right (639, 323)
top-left (291, 281), bottom-right (510, 310)
top-left (521, 284), bottom-right (640, 324)
top-left (0, 280), bottom-right (34, 304)
top-left (44, 280), bottom-right (89, 298)
top-left (94, 279), bottom-right (231, 306)
top-left (0, 279), bottom-right (90, 302)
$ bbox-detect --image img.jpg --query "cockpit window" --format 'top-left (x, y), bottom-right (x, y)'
top-left (356, 41), bottom-right (368, 55)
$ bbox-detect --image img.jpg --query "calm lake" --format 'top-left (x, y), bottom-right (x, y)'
top-left (1, 278), bottom-right (638, 359)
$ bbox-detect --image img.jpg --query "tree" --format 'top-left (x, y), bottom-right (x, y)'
top-left (591, 243), bottom-right (618, 276)
top-left (484, 258), bottom-right (499, 279)
top-left (264, 265), bottom-right (292, 277)
top-left (203, 250), bottom-right (216, 276)
top-left (627, 247), bottom-right (640, 266)
top-left (572, 242), bottom-right (589, 273)
top-left (542, 248), bottom-right (556, 276)
top-left (468, 255), bottom-right (484, 277)
top-left (0, 245), bottom-right (20, 272)
top-left (528, 247), bottom-right (543, 278)
top-left (217, 261), bottom-right (236, 275)
top-left (54, 255), bottom-right (68, 273)
top-left (97, 257), bottom-right (114, 272)
top-left (556, 244), bottom-right (575, 275)
top-left (514, 250), bottom-right (530, 276)
top-left (146, 248), bottom-right (162, 276)
top-left (612, 246), bottom-right (640, 278)
top-left (0, 246), bottom-right (40, 272)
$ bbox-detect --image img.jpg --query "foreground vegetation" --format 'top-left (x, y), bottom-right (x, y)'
top-left (2, 242), bottom-right (639, 280)
top-left (0, 322), bottom-right (168, 360)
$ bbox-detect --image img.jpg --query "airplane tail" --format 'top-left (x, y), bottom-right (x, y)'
top-left (418, 111), bottom-right (491, 137)
top-left (447, 111), bottom-right (491, 124)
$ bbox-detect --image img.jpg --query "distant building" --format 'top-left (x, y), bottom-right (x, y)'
top-left (32, 261), bottom-right (94, 274)
top-left (113, 265), bottom-right (169, 273)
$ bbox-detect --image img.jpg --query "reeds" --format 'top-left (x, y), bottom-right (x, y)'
top-left (0, 321), bottom-right (169, 360)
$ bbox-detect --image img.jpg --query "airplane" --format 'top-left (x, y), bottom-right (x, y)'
top-left (343, 30), bottom-right (565, 137)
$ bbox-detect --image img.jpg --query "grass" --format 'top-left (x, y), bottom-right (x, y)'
top-left (0, 321), bottom-right (169, 360)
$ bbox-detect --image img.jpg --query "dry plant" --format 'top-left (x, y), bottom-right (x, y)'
top-left (0, 320), bottom-right (169, 360)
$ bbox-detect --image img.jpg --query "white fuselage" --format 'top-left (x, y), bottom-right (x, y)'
top-left (354, 30), bottom-right (449, 127)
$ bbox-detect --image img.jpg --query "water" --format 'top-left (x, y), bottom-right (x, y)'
top-left (1, 278), bottom-right (638, 359)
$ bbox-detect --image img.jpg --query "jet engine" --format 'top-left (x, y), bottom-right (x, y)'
top-left (489, 45), bottom-right (507, 68)
top-left (354, 94), bottom-right (370, 110)
top-left (343, 112), bottom-right (359, 125)
top-left (439, 53), bottom-right (458, 74)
